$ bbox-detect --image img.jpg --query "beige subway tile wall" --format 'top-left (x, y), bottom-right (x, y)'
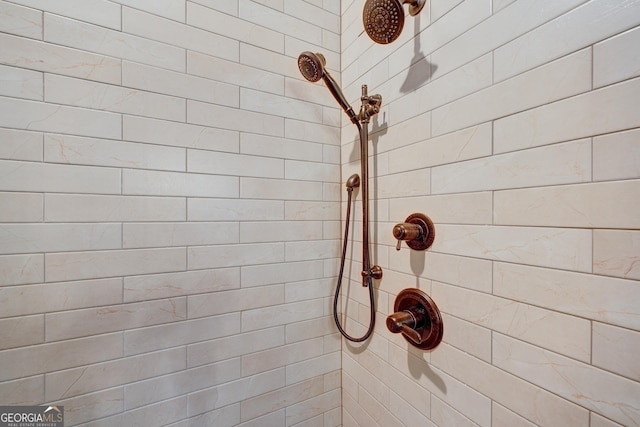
top-left (341, 0), bottom-right (640, 426)
top-left (0, 0), bottom-right (342, 425)
top-left (1, 0), bottom-right (639, 426)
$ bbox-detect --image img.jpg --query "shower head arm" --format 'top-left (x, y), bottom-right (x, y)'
top-left (322, 72), bottom-right (359, 125)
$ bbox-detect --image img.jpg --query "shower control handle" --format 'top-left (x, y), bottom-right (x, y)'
top-left (393, 213), bottom-right (435, 251)
top-left (387, 289), bottom-right (444, 350)
top-left (386, 309), bottom-right (424, 344)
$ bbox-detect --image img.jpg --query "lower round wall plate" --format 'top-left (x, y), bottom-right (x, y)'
top-left (393, 288), bottom-right (443, 350)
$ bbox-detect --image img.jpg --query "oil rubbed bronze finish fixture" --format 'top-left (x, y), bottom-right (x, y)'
top-left (298, 52), bottom-right (383, 343)
top-left (362, 0), bottom-right (426, 44)
top-left (393, 213), bottom-right (435, 251)
top-left (387, 288), bottom-right (443, 350)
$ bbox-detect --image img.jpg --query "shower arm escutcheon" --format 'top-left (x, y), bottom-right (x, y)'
top-left (393, 213), bottom-right (435, 251)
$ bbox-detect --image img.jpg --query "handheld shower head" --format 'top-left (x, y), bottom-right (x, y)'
top-left (297, 51), bottom-right (359, 125)
top-left (298, 51), bottom-right (325, 83)
top-left (363, 0), bottom-right (426, 44)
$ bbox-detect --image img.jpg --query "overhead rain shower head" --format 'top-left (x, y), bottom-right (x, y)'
top-left (297, 51), bottom-right (358, 125)
top-left (363, 0), bottom-right (426, 44)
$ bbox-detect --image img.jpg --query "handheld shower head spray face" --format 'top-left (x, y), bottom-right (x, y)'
top-left (298, 51), bottom-right (326, 82)
top-left (362, 0), bottom-right (426, 44)
top-left (297, 51), bottom-right (359, 125)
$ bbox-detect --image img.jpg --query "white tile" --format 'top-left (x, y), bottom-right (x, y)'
top-left (240, 377), bottom-right (324, 422)
top-left (433, 224), bottom-right (592, 272)
top-left (124, 268), bottom-right (240, 303)
top-left (0, 96), bottom-right (122, 139)
top-left (434, 139), bottom-right (591, 194)
top-left (494, 77), bottom-right (640, 154)
top-left (241, 87), bottom-right (323, 122)
top-left (241, 338), bottom-right (323, 376)
top-left (188, 243), bottom-right (283, 270)
top-left (0, 315), bottom-right (43, 350)
top-left (595, 25), bottom-right (640, 88)
top-left (0, 1), bottom-right (42, 39)
top-left (285, 160), bottom-right (340, 182)
top-left (45, 247), bottom-right (186, 282)
top-left (285, 119), bottom-right (339, 145)
top-left (0, 161), bottom-right (120, 194)
top-left (0, 128), bottom-right (42, 161)
top-left (0, 32), bottom-right (121, 84)
top-left (188, 285), bottom-right (283, 319)
top-left (123, 61), bottom-right (239, 107)
top-left (57, 387), bottom-right (123, 426)
top-left (431, 281), bottom-right (591, 361)
top-left (44, 74), bottom-right (185, 121)
top-left (493, 333), bottom-right (640, 427)
top-left (240, 177), bottom-right (323, 201)
top-left (44, 13), bottom-right (185, 72)
top-left (0, 64), bottom-right (42, 100)
top-left (240, 260), bottom-right (324, 288)
top-left (440, 313), bottom-right (492, 362)
top-left (0, 333), bottom-right (123, 382)
top-left (44, 194), bottom-right (186, 222)
top-left (494, 262), bottom-right (640, 330)
top-left (124, 314), bottom-right (240, 356)
top-left (494, 180), bottom-right (640, 229)
top-left (125, 358), bottom-right (241, 409)
top-left (187, 327), bottom-right (283, 369)
top-left (0, 192), bottom-right (42, 222)
top-left (8, 0), bottom-right (121, 29)
top-left (113, 0), bottom-right (185, 21)
top-left (187, 50), bottom-right (283, 96)
top-left (494, 0), bottom-right (640, 82)
top-left (188, 149), bottom-right (284, 179)
top-left (390, 53), bottom-right (493, 125)
top-left (433, 48), bottom-right (592, 136)
top-left (241, 221), bottom-right (322, 243)
top-left (188, 369), bottom-right (284, 417)
top-left (593, 322), bottom-right (640, 381)
top-left (388, 122), bottom-right (492, 174)
top-left (241, 0), bottom-right (323, 44)
top-left (188, 100), bottom-right (284, 137)
top-left (431, 343), bottom-right (589, 426)
top-left (0, 278), bottom-right (122, 318)
top-left (594, 230), bottom-right (640, 281)
top-left (123, 168), bottom-right (238, 198)
top-left (389, 192), bottom-right (492, 226)
top-left (283, 0), bottom-right (339, 33)
top-left (45, 298), bottom-right (187, 342)
top-left (123, 115), bottom-right (239, 152)
top-left (242, 300), bottom-right (324, 331)
top-left (190, 0), bottom-right (238, 16)
top-left (187, 2), bottom-right (284, 53)
top-left (44, 133), bottom-right (185, 171)
top-left (0, 223), bottom-right (121, 255)
top-left (593, 128), bottom-right (640, 181)
top-left (241, 133), bottom-right (323, 162)
top-left (430, 0), bottom-right (586, 80)
top-left (492, 402), bottom-right (537, 427)
top-left (188, 198), bottom-right (283, 221)
top-left (0, 254), bottom-right (43, 286)
top-left (123, 222), bottom-right (238, 248)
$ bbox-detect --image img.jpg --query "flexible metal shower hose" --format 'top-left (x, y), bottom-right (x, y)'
top-left (333, 184), bottom-right (376, 342)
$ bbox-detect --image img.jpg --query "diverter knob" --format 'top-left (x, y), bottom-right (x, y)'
top-left (393, 213), bottom-right (435, 251)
